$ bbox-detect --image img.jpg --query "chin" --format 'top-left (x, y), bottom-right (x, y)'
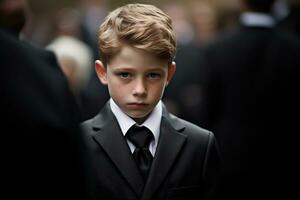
top-left (127, 111), bottom-right (150, 120)
top-left (128, 113), bottom-right (147, 119)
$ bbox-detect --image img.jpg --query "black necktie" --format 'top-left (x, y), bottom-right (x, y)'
top-left (126, 125), bottom-right (154, 181)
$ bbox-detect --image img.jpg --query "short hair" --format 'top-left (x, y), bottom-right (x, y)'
top-left (98, 3), bottom-right (176, 66)
top-left (244, 0), bottom-right (276, 12)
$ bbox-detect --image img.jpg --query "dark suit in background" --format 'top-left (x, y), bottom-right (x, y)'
top-left (276, 1), bottom-right (300, 36)
top-left (198, 5), bottom-right (300, 199)
top-left (79, 16), bottom-right (110, 121)
top-left (82, 102), bottom-right (220, 200)
top-left (163, 43), bottom-right (204, 125)
top-left (0, 29), bottom-right (95, 200)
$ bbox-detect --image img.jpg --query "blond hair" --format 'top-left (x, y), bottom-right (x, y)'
top-left (98, 3), bottom-right (176, 66)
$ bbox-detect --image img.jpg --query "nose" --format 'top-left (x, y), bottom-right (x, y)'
top-left (132, 78), bottom-right (147, 97)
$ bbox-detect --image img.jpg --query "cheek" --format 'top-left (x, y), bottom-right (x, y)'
top-left (107, 79), bottom-right (131, 98)
top-left (149, 81), bottom-right (167, 97)
top-left (107, 78), bottom-right (121, 94)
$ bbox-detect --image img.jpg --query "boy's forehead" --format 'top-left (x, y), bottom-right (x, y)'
top-left (108, 61), bottom-right (168, 71)
top-left (110, 45), bottom-right (168, 68)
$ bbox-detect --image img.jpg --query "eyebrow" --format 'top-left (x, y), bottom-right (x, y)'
top-left (111, 66), bottom-right (165, 72)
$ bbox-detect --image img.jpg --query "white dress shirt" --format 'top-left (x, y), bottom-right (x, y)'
top-left (110, 98), bottom-right (162, 156)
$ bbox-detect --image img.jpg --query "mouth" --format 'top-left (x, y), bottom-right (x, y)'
top-left (127, 102), bottom-right (149, 109)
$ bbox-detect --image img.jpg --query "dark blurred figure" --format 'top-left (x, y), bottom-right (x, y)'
top-left (277, 0), bottom-right (300, 35)
top-left (0, 0), bottom-right (95, 199)
top-left (161, 3), bottom-right (204, 125)
top-left (79, 64), bottom-right (110, 121)
top-left (198, 0), bottom-right (300, 199)
top-left (163, 43), bottom-right (204, 125)
top-left (78, 0), bottom-right (110, 121)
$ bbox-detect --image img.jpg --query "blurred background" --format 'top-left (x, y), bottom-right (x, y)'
top-left (21, 0), bottom-right (291, 123)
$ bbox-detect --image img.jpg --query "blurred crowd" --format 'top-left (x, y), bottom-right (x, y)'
top-left (18, 0), bottom-right (283, 122)
top-left (18, 0), bottom-right (297, 124)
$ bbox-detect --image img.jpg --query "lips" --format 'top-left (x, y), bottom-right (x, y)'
top-left (127, 102), bottom-right (149, 108)
top-left (127, 102), bottom-right (148, 105)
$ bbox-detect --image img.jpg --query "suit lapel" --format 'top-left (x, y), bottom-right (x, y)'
top-left (141, 107), bottom-right (187, 200)
top-left (91, 103), bottom-right (144, 197)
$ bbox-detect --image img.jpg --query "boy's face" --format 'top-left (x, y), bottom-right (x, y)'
top-left (95, 45), bottom-right (176, 123)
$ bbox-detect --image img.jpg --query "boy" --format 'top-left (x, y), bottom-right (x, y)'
top-left (82, 3), bottom-right (220, 200)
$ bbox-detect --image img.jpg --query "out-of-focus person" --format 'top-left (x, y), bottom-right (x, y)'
top-left (0, 0), bottom-right (95, 199)
top-left (161, 2), bottom-right (205, 125)
top-left (47, 35), bottom-right (93, 96)
top-left (277, 0), bottom-right (300, 36)
top-left (189, 1), bottom-right (220, 47)
top-left (77, 0), bottom-right (110, 121)
top-left (198, 0), bottom-right (300, 199)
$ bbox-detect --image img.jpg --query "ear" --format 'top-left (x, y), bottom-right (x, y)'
top-left (95, 60), bottom-right (108, 85)
top-left (166, 61), bottom-right (176, 86)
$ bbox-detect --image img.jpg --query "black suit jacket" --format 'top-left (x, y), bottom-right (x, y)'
top-left (81, 102), bottom-right (220, 200)
top-left (276, 5), bottom-right (300, 36)
top-left (0, 29), bottom-right (94, 200)
top-left (198, 25), bottom-right (300, 199)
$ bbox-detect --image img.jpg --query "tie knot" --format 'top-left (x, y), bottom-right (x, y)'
top-left (126, 125), bottom-right (153, 148)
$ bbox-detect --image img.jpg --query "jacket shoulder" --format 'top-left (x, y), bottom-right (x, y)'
top-left (81, 118), bottom-right (96, 135)
top-left (169, 113), bottom-right (214, 140)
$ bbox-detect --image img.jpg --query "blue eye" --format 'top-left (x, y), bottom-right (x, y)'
top-left (147, 73), bottom-right (161, 79)
top-left (118, 72), bottom-right (131, 79)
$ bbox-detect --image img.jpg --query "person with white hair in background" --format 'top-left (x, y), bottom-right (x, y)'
top-left (47, 35), bottom-right (93, 95)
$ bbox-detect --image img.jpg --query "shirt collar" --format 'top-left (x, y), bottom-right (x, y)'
top-left (110, 98), bottom-right (162, 143)
top-left (240, 12), bottom-right (275, 28)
